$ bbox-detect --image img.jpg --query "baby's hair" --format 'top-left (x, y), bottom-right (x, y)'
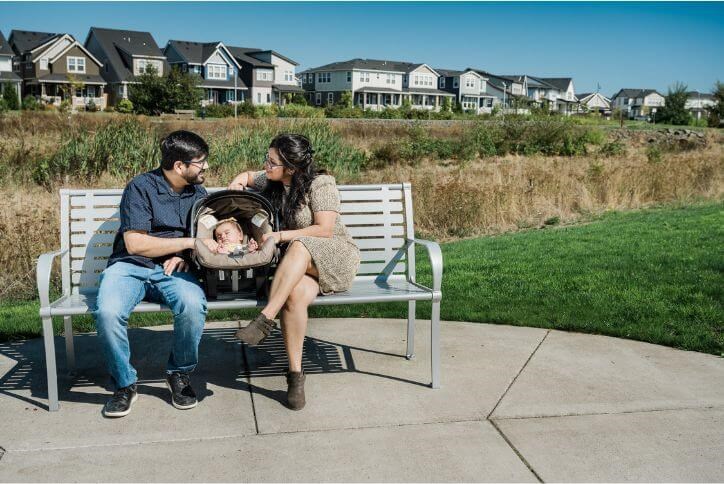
top-left (214, 218), bottom-right (242, 238)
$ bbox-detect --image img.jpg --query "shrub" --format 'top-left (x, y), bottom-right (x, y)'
top-left (86, 100), bottom-right (97, 112)
top-left (277, 104), bottom-right (324, 118)
top-left (0, 98), bottom-right (6, 114)
top-left (2, 86), bottom-right (19, 110)
top-left (22, 95), bottom-right (39, 111)
top-left (58, 99), bottom-right (71, 114)
top-left (599, 141), bottom-right (626, 157)
top-left (646, 144), bottom-right (663, 163)
top-left (116, 99), bottom-right (134, 114)
top-left (203, 103), bottom-right (235, 118)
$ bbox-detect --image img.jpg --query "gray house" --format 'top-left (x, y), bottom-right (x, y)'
top-left (435, 68), bottom-right (493, 113)
top-left (0, 30), bottom-right (22, 104)
top-left (611, 88), bottom-right (665, 119)
top-left (84, 27), bottom-right (169, 105)
top-left (227, 46), bottom-right (303, 105)
top-left (9, 30), bottom-right (106, 110)
top-left (164, 40), bottom-right (246, 105)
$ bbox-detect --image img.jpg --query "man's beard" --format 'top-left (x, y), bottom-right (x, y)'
top-left (184, 170), bottom-right (206, 185)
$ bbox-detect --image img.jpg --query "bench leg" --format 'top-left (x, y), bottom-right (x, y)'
top-left (406, 301), bottom-right (415, 360)
top-left (41, 316), bottom-right (60, 411)
top-left (63, 316), bottom-right (76, 375)
top-left (430, 300), bottom-right (441, 389)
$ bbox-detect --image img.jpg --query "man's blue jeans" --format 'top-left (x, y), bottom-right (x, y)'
top-left (93, 261), bottom-right (208, 389)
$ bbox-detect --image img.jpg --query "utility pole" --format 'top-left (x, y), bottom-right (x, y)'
top-left (234, 66), bottom-right (238, 119)
top-left (502, 81), bottom-right (507, 118)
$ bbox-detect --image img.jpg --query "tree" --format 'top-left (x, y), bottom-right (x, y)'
top-left (166, 66), bottom-right (203, 110)
top-left (2, 84), bottom-right (19, 110)
top-left (338, 90), bottom-right (353, 108)
top-left (291, 93), bottom-right (308, 105)
top-left (440, 97), bottom-right (451, 113)
top-left (657, 81), bottom-right (691, 125)
top-left (129, 64), bottom-right (168, 115)
top-left (707, 80), bottom-right (723, 128)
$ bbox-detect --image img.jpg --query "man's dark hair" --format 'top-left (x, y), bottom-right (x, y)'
top-left (160, 130), bottom-right (209, 170)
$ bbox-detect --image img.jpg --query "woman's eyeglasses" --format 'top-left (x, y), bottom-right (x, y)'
top-left (264, 153), bottom-right (284, 169)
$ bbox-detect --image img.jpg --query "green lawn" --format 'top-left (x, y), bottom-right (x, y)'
top-left (2, 202), bottom-right (722, 355)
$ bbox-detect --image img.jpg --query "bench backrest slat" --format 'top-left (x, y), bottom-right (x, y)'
top-left (61, 184), bottom-right (414, 295)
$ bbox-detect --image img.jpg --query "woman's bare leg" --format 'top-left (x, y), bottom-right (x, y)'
top-left (261, 241), bottom-right (318, 320)
top-left (280, 275), bottom-right (319, 372)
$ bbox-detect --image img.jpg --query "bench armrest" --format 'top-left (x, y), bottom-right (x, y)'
top-left (37, 249), bottom-right (68, 311)
top-left (408, 238), bottom-right (443, 294)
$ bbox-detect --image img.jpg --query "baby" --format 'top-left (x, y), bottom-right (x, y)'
top-left (213, 218), bottom-right (258, 255)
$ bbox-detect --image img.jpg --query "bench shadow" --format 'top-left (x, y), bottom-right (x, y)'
top-left (0, 324), bottom-right (424, 411)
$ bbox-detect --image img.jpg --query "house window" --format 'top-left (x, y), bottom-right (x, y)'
top-left (386, 73), bottom-right (394, 84)
top-left (327, 92), bottom-right (334, 105)
top-left (137, 59), bottom-right (162, 75)
top-left (453, 79), bottom-right (459, 88)
top-left (267, 93), bottom-right (271, 103)
top-left (465, 77), bottom-right (476, 88)
top-left (361, 72), bottom-right (370, 83)
top-left (256, 70), bottom-right (272, 81)
top-left (440, 78), bottom-right (445, 88)
top-left (347, 71), bottom-right (351, 82)
top-left (284, 70), bottom-right (294, 82)
top-left (207, 64), bottom-right (228, 80)
top-left (315, 92), bottom-right (322, 105)
top-left (67, 57), bottom-right (86, 73)
top-left (257, 92), bottom-right (261, 103)
top-left (40, 58), bottom-right (48, 70)
top-left (317, 72), bottom-right (331, 83)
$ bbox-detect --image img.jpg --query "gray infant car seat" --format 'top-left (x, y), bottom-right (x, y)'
top-left (190, 189), bottom-right (279, 300)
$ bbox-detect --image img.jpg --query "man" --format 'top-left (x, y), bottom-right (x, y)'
top-left (94, 130), bottom-right (219, 418)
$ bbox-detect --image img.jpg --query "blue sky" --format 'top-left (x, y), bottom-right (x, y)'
top-left (1, 1), bottom-right (722, 95)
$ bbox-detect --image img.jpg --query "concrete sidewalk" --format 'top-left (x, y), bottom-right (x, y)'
top-left (0, 319), bottom-right (722, 482)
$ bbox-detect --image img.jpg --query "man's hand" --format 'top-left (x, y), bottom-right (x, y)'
top-left (163, 256), bottom-right (188, 276)
top-left (199, 238), bottom-right (220, 253)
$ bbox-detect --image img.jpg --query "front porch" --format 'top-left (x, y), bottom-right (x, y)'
top-left (29, 82), bottom-right (107, 111)
top-left (355, 88), bottom-right (455, 112)
top-left (201, 87), bottom-right (247, 106)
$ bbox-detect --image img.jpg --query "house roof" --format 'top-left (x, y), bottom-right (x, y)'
top-left (0, 31), bottom-right (14, 56)
top-left (36, 73), bottom-right (107, 85)
top-left (85, 27), bottom-right (166, 83)
top-left (686, 91), bottom-right (714, 100)
top-left (247, 49), bottom-right (299, 66)
top-left (436, 68), bottom-right (465, 77)
top-left (166, 40), bottom-right (239, 68)
top-left (226, 46), bottom-right (275, 68)
top-left (612, 88), bottom-right (662, 99)
top-left (272, 84), bottom-right (305, 93)
top-left (9, 30), bottom-right (60, 54)
top-left (470, 69), bottom-right (520, 90)
top-left (197, 78), bottom-right (248, 89)
top-left (0, 71), bottom-right (22, 82)
top-left (305, 58), bottom-right (432, 74)
top-left (540, 77), bottom-right (572, 91)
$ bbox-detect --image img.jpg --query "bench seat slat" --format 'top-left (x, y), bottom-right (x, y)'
top-left (49, 278), bottom-right (433, 316)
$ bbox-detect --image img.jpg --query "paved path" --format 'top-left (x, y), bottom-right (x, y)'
top-left (0, 319), bottom-right (722, 482)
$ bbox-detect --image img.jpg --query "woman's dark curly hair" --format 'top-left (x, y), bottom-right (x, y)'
top-left (264, 134), bottom-right (325, 229)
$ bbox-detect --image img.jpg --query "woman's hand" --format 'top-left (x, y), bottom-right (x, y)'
top-left (163, 256), bottom-right (188, 276)
top-left (228, 172), bottom-right (249, 191)
top-left (248, 238), bottom-right (259, 252)
top-left (261, 232), bottom-right (282, 246)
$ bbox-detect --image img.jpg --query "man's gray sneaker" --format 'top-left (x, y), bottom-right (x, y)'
top-left (103, 384), bottom-right (138, 418)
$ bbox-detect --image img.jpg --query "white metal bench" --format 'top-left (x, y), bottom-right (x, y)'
top-left (37, 183), bottom-right (443, 411)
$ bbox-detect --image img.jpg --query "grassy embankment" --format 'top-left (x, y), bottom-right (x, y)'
top-left (1, 202), bottom-right (722, 355)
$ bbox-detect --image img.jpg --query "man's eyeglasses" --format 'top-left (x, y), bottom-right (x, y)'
top-left (184, 156), bottom-right (208, 169)
top-left (264, 153), bottom-right (284, 169)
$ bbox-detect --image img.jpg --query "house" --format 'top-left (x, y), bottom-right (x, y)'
top-left (610, 89), bottom-right (665, 119)
top-left (470, 69), bottom-right (527, 112)
top-left (685, 91), bottom-right (716, 120)
top-left (226, 47), bottom-right (303, 105)
top-left (164, 40), bottom-right (246, 105)
top-left (301, 58), bottom-right (454, 111)
top-left (9, 30), bottom-right (107, 110)
top-left (577, 92), bottom-right (611, 115)
top-left (0, 30), bottom-right (22, 105)
top-left (84, 27), bottom-right (168, 105)
top-left (539, 77), bottom-right (577, 114)
top-left (435, 68), bottom-right (494, 113)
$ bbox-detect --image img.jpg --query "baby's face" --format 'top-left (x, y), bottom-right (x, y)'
top-left (214, 222), bottom-right (243, 245)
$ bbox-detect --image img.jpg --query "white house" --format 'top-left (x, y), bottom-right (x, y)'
top-left (685, 91), bottom-right (716, 120)
top-left (435, 68), bottom-right (494, 113)
top-left (0, 30), bottom-right (22, 105)
top-left (300, 58), bottom-right (454, 111)
top-left (577, 92), bottom-right (611, 115)
top-left (611, 88), bottom-right (665, 119)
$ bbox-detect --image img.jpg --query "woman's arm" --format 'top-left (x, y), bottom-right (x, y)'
top-left (228, 170), bottom-right (260, 190)
top-left (263, 211), bottom-right (336, 245)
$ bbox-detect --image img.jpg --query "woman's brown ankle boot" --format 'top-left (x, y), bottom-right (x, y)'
top-left (234, 313), bottom-right (277, 345)
top-left (286, 371), bottom-right (306, 410)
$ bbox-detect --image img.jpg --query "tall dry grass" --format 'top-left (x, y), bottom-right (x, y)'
top-left (0, 113), bottom-right (721, 299)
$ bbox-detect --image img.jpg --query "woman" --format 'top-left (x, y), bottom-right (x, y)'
top-left (228, 134), bottom-right (360, 410)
